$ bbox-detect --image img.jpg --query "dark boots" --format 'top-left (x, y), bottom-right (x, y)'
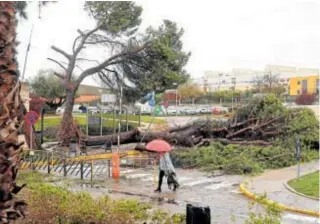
top-left (154, 170), bottom-right (165, 193)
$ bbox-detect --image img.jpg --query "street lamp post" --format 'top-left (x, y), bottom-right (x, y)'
top-left (98, 89), bottom-right (103, 136)
top-left (117, 83), bottom-right (123, 153)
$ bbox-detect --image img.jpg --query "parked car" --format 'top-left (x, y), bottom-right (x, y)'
top-left (56, 104), bottom-right (85, 115)
top-left (183, 108), bottom-right (197, 115)
top-left (212, 106), bottom-right (228, 114)
top-left (166, 109), bottom-right (177, 115)
top-left (199, 108), bottom-right (212, 114)
top-left (88, 106), bottom-right (100, 114)
top-left (140, 110), bottom-right (151, 115)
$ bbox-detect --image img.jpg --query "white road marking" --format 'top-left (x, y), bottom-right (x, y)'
top-left (126, 173), bottom-right (151, 179)
top-left (121, 169), bottom-right (135, 174)
top-left (282, 214), bottom-right (320, 224)
top-left (183, 178), bottom-right (216, 187)
top-left (205, 182), bottom-right (232, 190)
top-left (141, 176), bottom-right (156, 181)
top-left (177, 177), bottom-right (192, 183)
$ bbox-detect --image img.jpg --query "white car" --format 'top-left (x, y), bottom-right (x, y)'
top-left (166, 109), bottom-right (177, 115)
top-left (88, 106), bottom-right (100, 114)
top-left (183, 108), bottom-right (197, 115)
top-left (200, 108), bottom-right (212, 114)
top-left (56, 104), bottom-right (83, 115)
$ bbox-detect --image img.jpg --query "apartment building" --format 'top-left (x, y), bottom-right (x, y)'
top-left (202, 65), bottom-right (320, 93)
top-left (289, 75), bottom-right (320, 96)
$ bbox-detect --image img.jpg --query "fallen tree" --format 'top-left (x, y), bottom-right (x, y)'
top-left (70, 94), bottom-right (319, 149)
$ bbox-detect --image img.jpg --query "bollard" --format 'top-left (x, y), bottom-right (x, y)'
top-left (112, 153), bottom-right (120, 179)
top-left (186, 204), bottom-right (211, 224)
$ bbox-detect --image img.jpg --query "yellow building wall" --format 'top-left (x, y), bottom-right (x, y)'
top-left (289, 75), bottom-right (319, 96)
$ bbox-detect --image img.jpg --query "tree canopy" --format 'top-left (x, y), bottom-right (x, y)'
top-left (30, 69), bottom-right (74, 109)
top-left (178, 81), bottom-right (203, 103)
top-left (50, 2), bottom-right (190, 103)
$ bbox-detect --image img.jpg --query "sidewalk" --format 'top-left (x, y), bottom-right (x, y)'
top-left (245, 160), bottom-right (319, 212)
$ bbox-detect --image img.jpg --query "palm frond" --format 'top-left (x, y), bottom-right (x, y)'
top-left (13, 1), bottom-right (28, 19)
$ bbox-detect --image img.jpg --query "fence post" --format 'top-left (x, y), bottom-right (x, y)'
top-left (80, 161), bottom-right (84, 180)
top-left (138, 108), bottom-right (141, 126)
top-left (90, 159), bottom-right (93, 188)
top-left (63, 157), bottom-right (67, 177)
top-left (47, 153), bottom-right (50, 174)
top-left (51, 151), bottom-right (54, 173)
top-left (126, 108), bottom-right (128, 131)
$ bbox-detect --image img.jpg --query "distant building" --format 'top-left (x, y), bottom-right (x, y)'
top-left (289, 75), bottom-right (319, 96)
top-left (203, 65), bottom-right (320, 93)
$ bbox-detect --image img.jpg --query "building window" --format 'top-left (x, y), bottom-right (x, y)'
top-left (297, 90), bottom-right (300, 95)
top-left (297, 81), bottom-right (300, 85)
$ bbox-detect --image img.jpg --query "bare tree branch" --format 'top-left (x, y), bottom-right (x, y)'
top-left (73, 25), bottom-right (102, 55)
top-left (47, 58), bottom-right (68, 71)
top-left (75, 44), bottom-right (148, 87)
top-left (51, 46), bottom-right (71, 60)
top-left (53, 72), bottom-right (66, 79)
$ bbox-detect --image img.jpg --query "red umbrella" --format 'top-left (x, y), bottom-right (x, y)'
top-left (145, 139), bottom-right (172, 153)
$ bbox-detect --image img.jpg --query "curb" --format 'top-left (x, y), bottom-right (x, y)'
top-left (283, 182), bottom-right (320, 201)
top-left (239, 184), bottom-right (320, 218)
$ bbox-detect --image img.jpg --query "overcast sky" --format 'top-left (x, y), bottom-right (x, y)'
top-left (17, 0), bottom-right (320, 86)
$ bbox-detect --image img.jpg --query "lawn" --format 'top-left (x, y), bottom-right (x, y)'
top-left (100, 113), bottom-right (165, 124)
top-left (288, 171), bottom-right (319, 198)
top-left (34, 116), bottom-right (138, 131)
top-left (72, 113), bottom-right (165, 124)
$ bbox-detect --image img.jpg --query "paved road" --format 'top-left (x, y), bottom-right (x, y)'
top-left (246, 160), bottom-right (319, 212)
top-left (40, 162), bottom-right (320, 224)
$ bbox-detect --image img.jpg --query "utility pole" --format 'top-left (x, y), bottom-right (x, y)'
top-left (21, 25), bottom-right (33, 81)
top-left (117, 82), bottom-right (123, 153)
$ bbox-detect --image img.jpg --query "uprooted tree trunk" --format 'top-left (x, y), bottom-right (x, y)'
top-left (0, 2), bottom-right (28, 222)
top-left (82, 115), bottom-right (287, 148)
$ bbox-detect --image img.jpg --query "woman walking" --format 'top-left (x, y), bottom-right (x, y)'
top-left (135, 139), bottom-right (179, 192)
top-left (155, 151), bottom-right (179, 192)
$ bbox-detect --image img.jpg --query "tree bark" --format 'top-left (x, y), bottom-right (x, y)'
top-left (57, 90), bottom-right (79, 146)
top-left (0, 2), bottom-right (28, 222)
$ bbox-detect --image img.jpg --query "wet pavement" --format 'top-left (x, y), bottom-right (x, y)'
top-left (246, 160), bottom-right (319, 212)
top-left (40, 161), bottom-right (320, 224)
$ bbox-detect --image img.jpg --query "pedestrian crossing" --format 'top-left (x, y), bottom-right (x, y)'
top-left (121, 169), bottom-right (237, 191)
top-left (43, 164), bottom-right (237, 191)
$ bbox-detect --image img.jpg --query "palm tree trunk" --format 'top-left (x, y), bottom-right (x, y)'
top-left (0, 2), bottom-right (27, 222)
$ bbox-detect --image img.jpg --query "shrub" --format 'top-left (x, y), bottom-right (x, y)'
top-left (171, 143), bottom-right (319, 175)
top-left (17, 171), bottom-right (185, 224)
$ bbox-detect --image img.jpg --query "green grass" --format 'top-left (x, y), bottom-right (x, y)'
top-left (99, 113), bottom-right (165, 124)
top-left (288, 171), bottom-right (319, 198)
top-left (34, 116), bottom-right (137, 131)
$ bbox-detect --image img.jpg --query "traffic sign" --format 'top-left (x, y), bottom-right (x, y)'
top-left (25, 111), bottom-right (40, 125)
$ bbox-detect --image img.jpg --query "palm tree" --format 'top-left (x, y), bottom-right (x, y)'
top-left (0, 2), bottom-right (51, 222)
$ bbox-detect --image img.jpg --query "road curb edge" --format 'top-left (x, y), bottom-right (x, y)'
top-left (239, 184), bottom-right (320, 218)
